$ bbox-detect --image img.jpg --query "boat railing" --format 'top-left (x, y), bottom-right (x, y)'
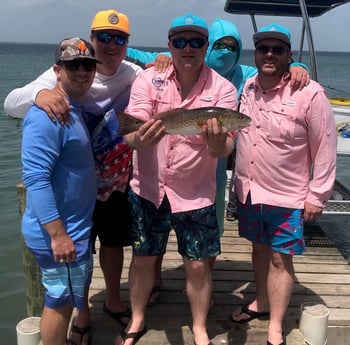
top-left (324, 179), bottom-right (350, 215)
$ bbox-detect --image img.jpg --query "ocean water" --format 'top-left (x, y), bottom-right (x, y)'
top-left (0, 42), bottom-right (349, 344)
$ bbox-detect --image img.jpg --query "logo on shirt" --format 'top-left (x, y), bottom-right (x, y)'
top-left (200, 95), bottom-right (214, 101)
top-left (284, 100), bottom-right (297, 107)
top-left (152, 77), bottom-right (167, 90)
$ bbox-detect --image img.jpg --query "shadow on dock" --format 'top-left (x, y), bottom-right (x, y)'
top-left (86, 219), bottom-right (350, 344)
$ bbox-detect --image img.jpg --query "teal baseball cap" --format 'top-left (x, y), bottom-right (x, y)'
top-left (168, 13), bottom-right (209, 38)
top-left (253, 23), bottom-right (291, 48)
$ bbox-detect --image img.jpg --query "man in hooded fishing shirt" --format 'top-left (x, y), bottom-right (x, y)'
top-left (115, 13), bottom-right (237, 345)
top-left (230, 24), bottom-right (336, 345)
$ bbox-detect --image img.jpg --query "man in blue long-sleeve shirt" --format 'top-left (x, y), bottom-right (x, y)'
top-left (21, 37), bottom-right (98, 345)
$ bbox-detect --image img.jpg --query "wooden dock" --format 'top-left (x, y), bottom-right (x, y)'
top-left (86, 219), bottom-right (350, 345)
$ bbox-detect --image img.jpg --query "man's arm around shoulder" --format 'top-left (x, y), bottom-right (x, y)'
top-left (4, 67), bottom-right (56, 119)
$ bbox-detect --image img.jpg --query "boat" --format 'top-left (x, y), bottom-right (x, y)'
top-left (224, 0), bottom-right (350, 215)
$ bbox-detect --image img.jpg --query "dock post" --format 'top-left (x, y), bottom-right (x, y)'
top-left (299, 302), bottom-right (329, 345)
top-left (16, 182), bottom-right (44, 317)
top-left (16, 316), bottom-right (41, 345)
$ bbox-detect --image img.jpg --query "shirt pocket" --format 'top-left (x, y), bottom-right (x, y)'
top-left (265, 110), bottom-right (296, 143)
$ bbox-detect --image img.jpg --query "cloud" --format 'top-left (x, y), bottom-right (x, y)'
top-left (2, 0), bottom-right (51, 8)
top-left (0, 0), bottom-right (349, 51)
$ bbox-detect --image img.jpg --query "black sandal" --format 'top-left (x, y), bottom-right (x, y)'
top-left (230, 303), bottom-right (270, 323)
top-left (118, 326), bottom-right (147, 345)
top-left (67, 324), bottom-right (90, 345)
top-left (267, 341), bottom-right (286, 345)
top-left (267, 333), bottom-right (286, 345)
top-left (103, 302), bottom-right (131, 327)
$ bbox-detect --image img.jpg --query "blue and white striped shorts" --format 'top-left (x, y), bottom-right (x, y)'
top-left (29, 238), bottom-right (93, 310)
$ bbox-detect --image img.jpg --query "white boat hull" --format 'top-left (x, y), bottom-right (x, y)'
top-left (332, 101), bottom-right (350, 156)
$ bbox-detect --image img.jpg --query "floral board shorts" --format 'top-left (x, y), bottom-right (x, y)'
top-left (237, 195), bottom-right (305, 255)
top-left (128, 189), bottom-right (221, 260)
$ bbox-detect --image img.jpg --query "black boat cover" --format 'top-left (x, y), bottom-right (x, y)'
top-left (224, 0), bottom-right (350, 17)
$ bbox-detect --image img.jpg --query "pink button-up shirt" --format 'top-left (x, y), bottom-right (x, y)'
top-left (125, 65), bottom-right (237, 212)
top-left (235, 76), bottom-right (337, 209)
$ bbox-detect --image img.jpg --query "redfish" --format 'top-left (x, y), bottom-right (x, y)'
top-left (111, 107), bottom-right (251, 136)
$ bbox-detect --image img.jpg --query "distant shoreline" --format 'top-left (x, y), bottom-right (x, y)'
top-left (0, 41), bottom-right (349, 54)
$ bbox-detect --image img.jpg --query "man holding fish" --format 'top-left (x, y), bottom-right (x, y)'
top-left (114, 13), bottom-right (241, 345)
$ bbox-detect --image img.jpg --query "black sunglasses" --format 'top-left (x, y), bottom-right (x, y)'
top-left (171, 37), bottom-right (207, 49)
top-left (61, 59), bottom-right (97, 72)
top-left (94, 32), bottom-right (128, 45)
top-left (256, 45), bottom-right (288, 55)
top-left (213, 41), bottom-right (238, 52)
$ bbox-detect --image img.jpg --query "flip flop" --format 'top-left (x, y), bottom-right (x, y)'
top-left (67, 324), bottom-right (90, 345)
top-left (230, 303), bottom-right (270, 324)
top-left (267, 333), bottom-right (286, 345)
top-left (147, 280), bottom-right (163, 307)
top-left (103, 302), bottom-right (131, 327)
top-left (118, 326), bottom-right (147, 345)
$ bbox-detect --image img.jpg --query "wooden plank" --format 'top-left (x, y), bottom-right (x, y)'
top-left (91, 272), bottom-right (350, 295)
top-left (87, 218), bottom-right (350, 344)
top-left (86, 301), bottom-right (307, 345)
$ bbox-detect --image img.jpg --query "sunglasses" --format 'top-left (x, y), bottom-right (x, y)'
top-left (94, 32), bottom-right (128, 45)
top-left (171, 37), bottom-right (207, 49)
top-left (61, 59), bottom-right (97, 72)
top-left (256, 45), bottom-right (288, 55)
top-left (213, 41), bottom-right (238, 52)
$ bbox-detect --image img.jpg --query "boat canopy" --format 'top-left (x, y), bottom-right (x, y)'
top-left (224, 0), bottom-right (350, 17)
top-left (224, 0), bottom-right (350, 80)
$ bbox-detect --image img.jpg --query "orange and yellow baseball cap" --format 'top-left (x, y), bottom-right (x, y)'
top-left (91, 10), bottom-right (130, 36)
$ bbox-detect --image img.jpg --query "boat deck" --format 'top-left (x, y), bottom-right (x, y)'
top-left (87, 219), bottom-right (350, 345)
top-left (324, 179), bottom-right (350, 215)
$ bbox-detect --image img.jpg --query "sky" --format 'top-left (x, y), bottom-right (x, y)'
top-left (0, 0), bottom-right (349, 52)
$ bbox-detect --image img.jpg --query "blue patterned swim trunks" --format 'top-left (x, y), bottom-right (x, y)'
top-left (237, 195), bottom-right (305, 255)
top-left (128, 189), bottom-right (221, 260)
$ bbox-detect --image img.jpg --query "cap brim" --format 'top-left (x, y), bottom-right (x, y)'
top-left (57, 56), bottom-right (102, 64)
top-left (91, 27), bottom-right (130, 36)
top-left (168, 25), bottom-right (208, 37)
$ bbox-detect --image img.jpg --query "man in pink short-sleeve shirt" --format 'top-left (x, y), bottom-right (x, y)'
top-left (115, 13), bottom-right (237, 345)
